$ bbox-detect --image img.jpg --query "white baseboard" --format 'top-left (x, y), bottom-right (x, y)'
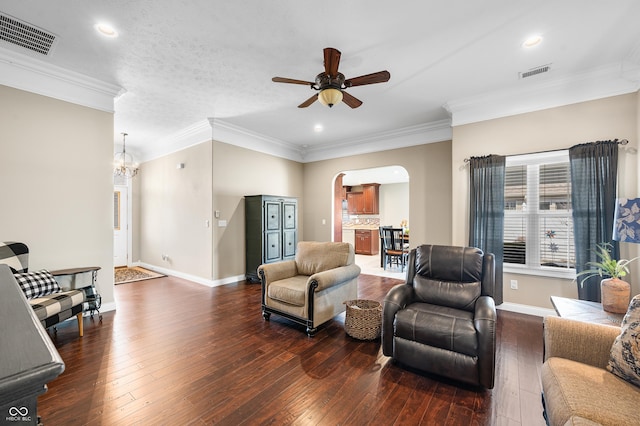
top-left (497, 302), bottom-right (557, 318)
top-left (136, 262), bottom-right (245, 288)
top-left (98, 301), bottom-right (116, 313)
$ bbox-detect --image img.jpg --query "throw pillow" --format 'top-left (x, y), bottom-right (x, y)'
top-left (607, 294), bottom-right (640, 387)
top-left (13, 269), bottom-right (61, 299)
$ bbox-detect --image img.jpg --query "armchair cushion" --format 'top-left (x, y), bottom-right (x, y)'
top-left (267, 275), bottom-right (308, 306)
top-left (14, 269), bottom-right (61, 299)
top-left (295, 241), bottom-right (351, 276)
top-left (542, 356), bottom-right (640, 426)
top-left (414, 276), bottom-right (480, 311)
top-left (30, 290), bottom-right (86, 323)
top-left (413, 245), bottom-right (484, 311)
top-left (395, 303), bottom-right (477, 356)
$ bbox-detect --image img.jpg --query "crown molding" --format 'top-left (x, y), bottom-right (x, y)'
top-left (138, 118), bottom-right (453, 164)
top-left (444, 62), bottom-right (640, 127)
top-left (137, 120), bottom-right (213, 162)
top-left (138, 118), bottom-right (306, 163)
top-left (301, 120), bottom-right (452, 162)
top-left (0, 47), bottom-right (123, 113)
top-left (210, 119), bottom-right (304, 162)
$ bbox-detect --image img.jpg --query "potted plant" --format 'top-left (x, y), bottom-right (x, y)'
top-left (576, 243), bottom-right (637, 313)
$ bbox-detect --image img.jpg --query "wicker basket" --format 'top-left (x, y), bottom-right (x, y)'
top-left (344, 299), bottom-right (382, 340)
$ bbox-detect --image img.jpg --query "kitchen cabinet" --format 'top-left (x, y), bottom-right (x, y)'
top-left (245, 195), bottom-right (297, 282)
top-left (345, 184), bottom-right (379, 214)
top-left (362, 184), bottom-right (380, 214)
top-left (355, 229), bottom-right (379, 255)
top-left (346, 192), bottom-right (363, 214)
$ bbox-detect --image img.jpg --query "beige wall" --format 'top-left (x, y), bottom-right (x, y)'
top-left (0, 85), bottom-right (115, 306)
top-left (211, 141), bottom-right (304, 280)
top-left (303, 141), bottom-right (452, 247)
top-left (138, 142), bottom-right (213, 279)
top-left (452, 93), bottom-right (639, 309)
top-left (136, 139), bottom-right (304, 281)
top-left (379, 182), bottom-right (410, 228)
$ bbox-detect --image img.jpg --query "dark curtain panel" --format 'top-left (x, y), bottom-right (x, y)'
top-left (469, 155), bottom-right (505, 305)
top-left (569, 140), bottom-right (619, 301)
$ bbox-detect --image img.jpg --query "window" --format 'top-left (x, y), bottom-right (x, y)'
top-left (504, 151), bottom-right (575, 277)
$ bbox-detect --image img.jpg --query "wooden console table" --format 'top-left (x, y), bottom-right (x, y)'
top-left (550, 296), bottom-right (624, 327)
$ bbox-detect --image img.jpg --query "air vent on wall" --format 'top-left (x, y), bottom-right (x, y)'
top-left (0, 13), bottom-right (57, 56)
top-left (519, 64), bottom-right (551, 79)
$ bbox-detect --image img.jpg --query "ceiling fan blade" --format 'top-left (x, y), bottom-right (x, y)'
top-left (344, 70), bottom-right (391, 87)
top-left (323, 47), bottom-right (341, 78)
top-left (298, 94), bottom-right (318, 108)
top-left (342, 91), bottom-right (363, 109)
top-left (272, 77), bottom-right (314, 86)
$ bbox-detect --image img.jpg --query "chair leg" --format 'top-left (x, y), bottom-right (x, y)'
top-left (76, 312), bottom-right (84, 337)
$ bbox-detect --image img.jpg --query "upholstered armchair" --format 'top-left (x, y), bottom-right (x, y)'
top-left (258, 241), bottom-right (360, 336)
top-left (0, 241), bottom-right (87, 337)
top-left (382, 244), bottom-right (496, 388)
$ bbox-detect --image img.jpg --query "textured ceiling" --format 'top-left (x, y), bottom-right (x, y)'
top-left (1, 1), bottom-right (640, 162)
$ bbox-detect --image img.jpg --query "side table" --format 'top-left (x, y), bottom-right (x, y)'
top-left (550, 296), bottom-right (623, 327)
top-left (51, 266), bottom-right (102, 321)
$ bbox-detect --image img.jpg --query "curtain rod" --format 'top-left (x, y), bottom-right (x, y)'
top-left (463, 139), bottom-right (628, 163)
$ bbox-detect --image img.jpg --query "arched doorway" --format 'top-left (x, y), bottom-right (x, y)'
top-left (332, 166), bottom-right (409, 277)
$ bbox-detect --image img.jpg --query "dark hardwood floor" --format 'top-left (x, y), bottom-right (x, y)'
top-left (38, 274), bottom-right (546, 425)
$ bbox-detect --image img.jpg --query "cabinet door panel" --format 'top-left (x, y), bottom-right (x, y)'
top-left (265, 202), bottom-right (281, 231)
top-left (283, 230), bottom-right (296, 258)
top-left (362, 184), bottom-right (379, 214)
top-left (347, 192), bottom-right (364, 214)
top-left (265, 231), bottom-right (281, 262)
top-left (283, 203), bottom-right (296, 229)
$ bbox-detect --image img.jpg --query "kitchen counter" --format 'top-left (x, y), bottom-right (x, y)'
top-left (342, 225), bottom-right (380, 230)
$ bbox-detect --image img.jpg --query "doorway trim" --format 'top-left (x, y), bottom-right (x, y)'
top-left (114, 182), bottom-right (133, 267)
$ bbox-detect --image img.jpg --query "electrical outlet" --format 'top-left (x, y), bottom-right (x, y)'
top-left (510, 279), bottom-right (518, 290)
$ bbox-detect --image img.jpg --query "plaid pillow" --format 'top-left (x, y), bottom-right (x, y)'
top-left (13, 269), bottom-right (61, 299)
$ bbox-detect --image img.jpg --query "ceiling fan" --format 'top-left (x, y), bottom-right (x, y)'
top-left (272, 47), bottom-right (391, 109)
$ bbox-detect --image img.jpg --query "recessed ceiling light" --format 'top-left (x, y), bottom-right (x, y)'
top-left (522, 35), bottom-right (543, 48)
top-left (95, 23), bottom-right (118, 38)
top-left (314, 124), bottom-right (324, 132)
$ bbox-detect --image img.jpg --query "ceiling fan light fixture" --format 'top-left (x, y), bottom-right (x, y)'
top-left (318, 88), bottom-right (343, 108)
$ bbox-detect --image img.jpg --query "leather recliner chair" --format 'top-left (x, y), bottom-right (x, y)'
top-left (382, 244), bottom-right (497, 388)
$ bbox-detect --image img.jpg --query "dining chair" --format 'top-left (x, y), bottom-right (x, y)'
top-left (381, 227), bottom-right (409, 271)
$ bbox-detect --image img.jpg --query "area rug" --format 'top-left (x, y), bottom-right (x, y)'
top-left (114, 266), bottom-right (165, 285)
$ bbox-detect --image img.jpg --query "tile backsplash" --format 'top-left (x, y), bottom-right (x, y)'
top-left (343, 217), bottom-right (380, 227)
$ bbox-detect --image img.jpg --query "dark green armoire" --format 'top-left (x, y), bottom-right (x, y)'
top-left (245, 195), bottom-right (298, 282)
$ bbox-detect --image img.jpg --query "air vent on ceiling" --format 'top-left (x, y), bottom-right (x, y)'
top-left (519, 64), bottom-right (551, 79)
top-left (0, 13), bottom-right (57, 56)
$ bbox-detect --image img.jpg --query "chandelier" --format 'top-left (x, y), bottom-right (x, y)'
top-left (113, 132), bottom-right (139, 178)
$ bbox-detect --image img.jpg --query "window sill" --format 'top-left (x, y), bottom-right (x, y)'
top-left (504, 264), bottom-right (576, 280)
